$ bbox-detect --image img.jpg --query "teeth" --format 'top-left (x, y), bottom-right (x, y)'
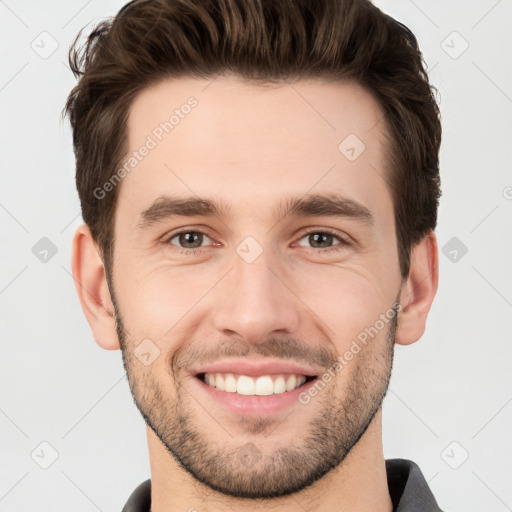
top-left (254, 375), bottom-right (273, 395)
top-left (274, 376), bottom-right (286, 394)
top-left (203, 372), bottom-right (310, 395)
top-left (237, 375), bottom-right (255, 395)
top-left (216, 374), bottom-right (225, 391)
top-left (224, 373), bottom-right (237, 393)
top-left (285, 374), bottom-right (297, 391)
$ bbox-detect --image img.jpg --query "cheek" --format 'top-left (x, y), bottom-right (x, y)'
top-left (287, 261), bottom-right (394, 346)
top-left (115, 266), bottom-right (218, 340)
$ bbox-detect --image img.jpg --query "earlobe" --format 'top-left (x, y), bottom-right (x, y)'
top-left (395, 231), bottom-right (439, 346)
top-left (71, 223), bottom-right (121, 351)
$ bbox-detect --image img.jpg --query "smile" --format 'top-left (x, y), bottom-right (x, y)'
top-left (199, 372), bottom-right (315, 396)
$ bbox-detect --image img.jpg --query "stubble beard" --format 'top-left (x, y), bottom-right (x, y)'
top-left (112, 290), bottom-right (397, 499)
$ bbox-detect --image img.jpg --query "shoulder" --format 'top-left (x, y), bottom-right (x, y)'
top-left (121, 479), bottom-right (151, 512)
top-left (386, 458), bottom-right (445, 512)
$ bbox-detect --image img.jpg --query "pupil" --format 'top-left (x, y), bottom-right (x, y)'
top-left (181, 232), bottom-right (201, 248)
top-left (311, 233), bottom-right (332, 248)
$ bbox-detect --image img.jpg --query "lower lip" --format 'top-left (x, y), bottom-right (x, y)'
top-left (191, 375), bottom-right (318, 415)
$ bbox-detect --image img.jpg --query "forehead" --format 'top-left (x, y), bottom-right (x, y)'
top-left (118, 75), bottom-right (390, 223)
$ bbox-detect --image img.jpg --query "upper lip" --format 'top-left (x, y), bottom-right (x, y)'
top-left (191, 358), bottom-right (319, 378)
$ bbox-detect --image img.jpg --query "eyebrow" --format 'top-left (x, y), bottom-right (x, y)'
top-left (137, 192), bottom-right (374, 230)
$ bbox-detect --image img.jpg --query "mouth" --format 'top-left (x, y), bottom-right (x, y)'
top-left (192, 371), bottom-right (319, 415)
top-left (196, 372), bottom-right (317, 396)
top-left (189, 359), bottom-right (321, 415)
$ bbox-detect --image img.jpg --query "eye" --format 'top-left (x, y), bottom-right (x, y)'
top-left (295, 229), bottom-right (351, 252)
top-left (163, 227), bottom-right (351, 255)
top-left (165, 230), bottom-right (214, 252)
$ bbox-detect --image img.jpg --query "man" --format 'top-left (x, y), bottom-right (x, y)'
top-left (65, 0), bottom-right (443, 510)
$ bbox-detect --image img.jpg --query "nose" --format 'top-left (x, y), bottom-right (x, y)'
top-left (211, 247), bottom-right (301, 344)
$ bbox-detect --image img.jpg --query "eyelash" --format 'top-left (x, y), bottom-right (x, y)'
top-left (163, 228), bottom-right (351, 255)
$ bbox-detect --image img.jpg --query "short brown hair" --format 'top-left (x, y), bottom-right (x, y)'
top-left (64, 0), bottom-right (441, 278)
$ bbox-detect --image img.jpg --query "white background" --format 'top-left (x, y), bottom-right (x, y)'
top-left (1, 1), bottom-right (511, 510)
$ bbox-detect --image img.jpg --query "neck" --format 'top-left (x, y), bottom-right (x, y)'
top-left (147, 408), bottom-right (393, 512)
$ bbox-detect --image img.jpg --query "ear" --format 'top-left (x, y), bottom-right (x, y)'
top-left (71, 223), bottom-right (120, 350)
top-left (395, 230), bottom-right (439, 346)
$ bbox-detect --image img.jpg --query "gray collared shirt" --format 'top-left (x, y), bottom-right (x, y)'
top-left (121, 458), bottom-right (444, 511)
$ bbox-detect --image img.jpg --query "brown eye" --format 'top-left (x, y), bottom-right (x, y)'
top-left (167, 231), bottom-right (212, 250)
top-left (295, 229), bottom-right (350, 252)
top-left (306, 232), bottom-right (334, 249)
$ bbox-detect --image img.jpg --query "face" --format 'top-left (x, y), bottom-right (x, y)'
top-left (109, 75), bottom-right (403, 498)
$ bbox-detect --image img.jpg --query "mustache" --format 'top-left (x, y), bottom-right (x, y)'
top-left (173, 336), bottom-right (339, 373)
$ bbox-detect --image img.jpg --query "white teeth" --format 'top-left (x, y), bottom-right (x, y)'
top-left (273, 376), bottom-right (286, 394)
top-left (237, 375), bottom-right (255, 395)
top-left (254, 376), bottom-right (274, 396)
top-left (285, 374), bottom-right (297, 391)
top-left (224, 373), bottom-right (237, 393)
top-left (203, 372), bottom-right (311, 395)
top-left (216, 374), bottom-right (225, 391)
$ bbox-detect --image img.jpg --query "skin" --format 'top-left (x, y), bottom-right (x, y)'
top-left (72, 75), bottom-right (438, 512)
